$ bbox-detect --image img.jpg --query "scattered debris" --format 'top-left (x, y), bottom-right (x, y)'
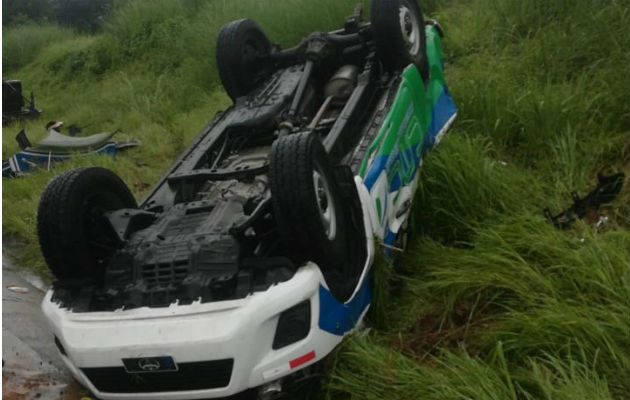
top-left (2, 80), bottom-right (41, 125)
top-left (2, 121), bottom-right (140, 178)
top-left (544, 171), bottom-right (625, 229)
top-left (6, 284), bottom-right (28, 294)
top-left (594, 215), bottom-right (609, 232)
top-left (2, 368), bottom-right (86, 400)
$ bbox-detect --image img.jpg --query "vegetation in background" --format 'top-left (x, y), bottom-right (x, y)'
top-left (51, 0), bottom-right (113, 33)
top-left (2, 23), bottom-right (77, 72)
top-left (3, 0), bottom-right (112, 32)
top-left (2, 0), bottom-right (628, 398)
top-left (2, 0), bottom-right (52, 26)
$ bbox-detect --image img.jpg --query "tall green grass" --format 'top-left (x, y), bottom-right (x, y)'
top-left (2, 0), bottom-right (628, 397)
top-left (328, 337), bottom-right (616, 400)
top-left (2, 23), bottom-right (77, 73)
top-left (325, 0), bottom-right (629, 398)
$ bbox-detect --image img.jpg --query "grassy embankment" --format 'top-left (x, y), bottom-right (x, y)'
top-left (3, 0), bottom-right (629, 398)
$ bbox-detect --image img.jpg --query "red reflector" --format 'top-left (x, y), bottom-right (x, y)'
top-left (289, 351), bottom-right (316, 369)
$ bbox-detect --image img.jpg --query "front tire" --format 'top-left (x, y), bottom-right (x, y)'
top-left (268, 132), bottom-right (348, 274)
top-left (37, 167), bottom-right (136, 281)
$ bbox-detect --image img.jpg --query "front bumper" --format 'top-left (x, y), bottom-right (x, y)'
top-left (42, 264), bottom-right (348, 400)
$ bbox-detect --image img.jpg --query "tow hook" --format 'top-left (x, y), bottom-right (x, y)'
top-left (259, 379), bottom-right (282, 400)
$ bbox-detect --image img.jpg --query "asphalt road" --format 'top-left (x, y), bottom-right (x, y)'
top-left (2, 254), bottom-right (88, 399)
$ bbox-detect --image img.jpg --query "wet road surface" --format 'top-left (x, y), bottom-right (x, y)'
top-left (2, 255), bottom-right (89, 399)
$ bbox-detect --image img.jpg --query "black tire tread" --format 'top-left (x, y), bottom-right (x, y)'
top-left (371, 0), bottom-right (429, 81)
top-left (37, 167), bottom-right (136, 280)
top-left (37, 169), bottom-right (74, 276)
top-left (216, 18), bottom-right (271, 101)
top-left (268, 133), bottom-right (347, 272)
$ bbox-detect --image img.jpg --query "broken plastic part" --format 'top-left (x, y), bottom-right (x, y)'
top-left (544, 171), bottom-right (625, 229)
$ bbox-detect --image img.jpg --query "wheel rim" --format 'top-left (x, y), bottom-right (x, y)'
top-left (398, 5), bottom-right (421, 57)
top-left (313, 169), bottom-right (337, 241)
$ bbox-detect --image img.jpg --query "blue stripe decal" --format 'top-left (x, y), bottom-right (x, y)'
top-left (363, 104), bottom-right (414, 190)
top-left (426, 85), bottom-right (457, 149)
top-left (318, 275), bottom-right (372, 336)
top-left (384, 228), bottom-right (397, 246)
top-left (363, 84), bottom-right (456, 191)
top-left (363, 155), bottom-right (387, 189)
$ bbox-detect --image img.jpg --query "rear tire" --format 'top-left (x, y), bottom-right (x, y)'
top-left (268, 132), bottom-right (347, 274)
top-left (216, 18), bottom-right (272, 102)
top-left (371, 0), bottom-right (429, 81)
top-left (37, 167), bottom-right (136, 281)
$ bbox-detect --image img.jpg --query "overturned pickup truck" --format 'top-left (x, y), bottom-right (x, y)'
top-left (38, 0), bottom-right (456, 399)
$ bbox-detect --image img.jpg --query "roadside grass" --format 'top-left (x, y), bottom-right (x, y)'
top-left (326, 0), bottom-right (629, 398)
top-left (327, 337), bottom-right (616, 400)
top-left (2, 23), bottom-right (77, 73)
top-left (2, 0), bottom-right (628, 398)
